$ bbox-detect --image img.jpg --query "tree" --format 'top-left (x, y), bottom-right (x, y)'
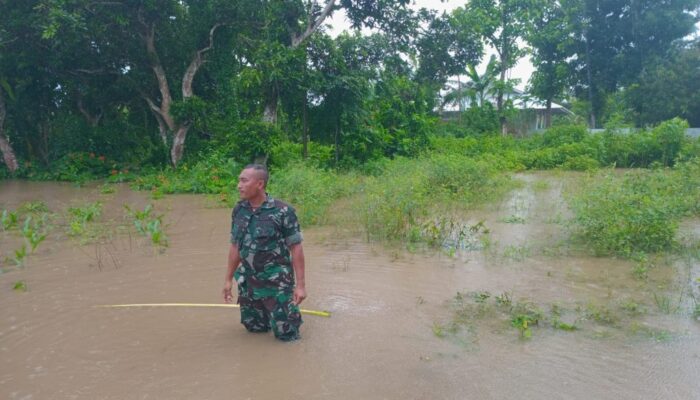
top-left (442, 55), bottom-right (499, 111)
top-left (625, 40), bottom-right (700, 127)
top-left (562, 0), bottom-right (699, 127)
top-left (461, 0), bottom-right (541, 135)
top-left (37, 0), bottom-right (247, 167)
top-left (526, 0), bottom-right (570, 128)
top-left (0, 81), bottom-right (19, 172)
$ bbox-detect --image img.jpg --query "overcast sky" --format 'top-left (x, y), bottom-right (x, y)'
top-left (327, 0), bottom-right (535, 89)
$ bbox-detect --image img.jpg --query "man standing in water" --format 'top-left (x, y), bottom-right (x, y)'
top-left (222, 164), bottom-right (306, 341)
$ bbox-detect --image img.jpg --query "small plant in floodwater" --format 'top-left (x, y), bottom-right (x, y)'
top-left (124, 204), bottom-right (169, 248)
top-left (21, 216), bottom-right (48, 253)
top-left (19, 201), bottom-right (49, 214)
top-left (532, 180), bottom-right (550, 191)
top-left (100, 184), bottom-right (116, 194)
top-left (1, 209), bottom-right (18, 230)
top-left (12, 245), bottom-right (27, 267)
top-left (472, 291), bottom-right (491, 303)
top-left (67, 202), bottom-right (103, 238)
top-left (583, 303), bottom-right (619, 326)
top-left (509, 302), bottom-right (542, 339)
top-left (13, 280), bottom-right (27, 292)
top-left (652, 292), bottom-right (679, 314)
top-left (620, 300), bottom-right (646, 316)
top-left (495, 292), bottom-right (512, 308)
top-left (499, 214), bottom-right (526, 224)
top-left (502, 244), bottom-right (531, 261)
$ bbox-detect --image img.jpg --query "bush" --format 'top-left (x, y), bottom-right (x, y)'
top-left (268, 163), bottom-right (358, 225)
top-left (570, 164), bottom-right (698, 257)
top-left (131, 151), bottom-right (240, 197)
top-left (360, 154), bottom-right (511, 243)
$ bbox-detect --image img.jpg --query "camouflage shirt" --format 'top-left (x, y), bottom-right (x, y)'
top-left (231, 195), bottom-right (303, 299)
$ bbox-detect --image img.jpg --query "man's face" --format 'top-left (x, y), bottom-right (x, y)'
top-left (237, 168), bottom-right (264, 200)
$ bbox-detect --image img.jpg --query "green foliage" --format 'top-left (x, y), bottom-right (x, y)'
top-left (268, 163), bottom-right (357, 225)
top-left (570, 161), bottom-right (700, 257)
top-left (1, 209), bottom-right (19, 230)
top-left (360, 154), bottom-right (510, 244)
top-left (66, 202), bottom-right (103, 237)
top-left (21, 215), bottom-right (48, 253)
top-left (269, 141), bottom-right (334, 169)
top-left (131, 152), bottom-right (240, 201)
top-left (124, 204), bottom-right (168, 248)
top-left (13, 280), bottom-right (28, 292)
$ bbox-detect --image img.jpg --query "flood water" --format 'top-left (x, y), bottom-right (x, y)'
top-left (1, 174), bottom-right (699, 400)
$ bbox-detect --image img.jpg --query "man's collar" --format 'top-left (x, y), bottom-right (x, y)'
top-left (242, 193), bottom-right (275, 210)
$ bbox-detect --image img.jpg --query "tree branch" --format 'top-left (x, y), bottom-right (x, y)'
top-left (291, 0), bottom-right (338, 48)
top-left (182, 23), bottom-right (224, 98)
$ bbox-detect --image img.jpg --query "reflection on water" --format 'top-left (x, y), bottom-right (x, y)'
top-left (1, 176), bottom-right (699, 400)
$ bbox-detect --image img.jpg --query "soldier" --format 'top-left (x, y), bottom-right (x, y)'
top-left (222, 164), bottom-right (306, 341)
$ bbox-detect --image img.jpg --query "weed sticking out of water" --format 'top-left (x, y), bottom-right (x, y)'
top-left (1, 209), bottom-right (18, 230)
top-left (21, 216), bottom-right (48, 253)
top-left (532, 180), bottom-right (550, 191)
top-left (124, 204), bottom-right (169, 249)
top-left (13, 280), bottom-right (27, 292)
top-left (435, 289), bottom-right (683, 344)
top-left (501, 244), bottom-right (532, 261)
top-left (582, 303), bottom-right (619, 326)
top-left (19, 201), bottom-right (49, 214)
top-left (652, 292), bottom-right (680, 314)
top-left (11, 245), bottom-right (27, 267)
top-left (67, 202), bottom-right (103, 237)
top-left (499, 215), bottom-right (526, 224)
top-left (100, 184), bottom-right (116, 194)
top-left (509, 302), bottom-right (543, 339)
top-left (620, 300), bottom-right (647, 316)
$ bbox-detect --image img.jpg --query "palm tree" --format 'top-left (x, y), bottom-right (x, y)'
top-left (442, 55), bottom-right (499, 111)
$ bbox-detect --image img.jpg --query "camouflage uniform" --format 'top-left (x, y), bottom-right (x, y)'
top-left (230, 195), bottom-right (303, 341)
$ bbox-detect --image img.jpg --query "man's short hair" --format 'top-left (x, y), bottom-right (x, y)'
top-left (244, 163), bottom-right (269, 187)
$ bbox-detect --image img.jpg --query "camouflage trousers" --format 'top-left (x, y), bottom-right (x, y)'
top-left (237, 288), bottom-right (303, 342)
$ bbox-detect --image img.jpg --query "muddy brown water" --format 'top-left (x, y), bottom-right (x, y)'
top-left (1, 175), bottom-right (699, 400)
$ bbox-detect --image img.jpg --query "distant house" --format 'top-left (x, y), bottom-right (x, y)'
top-left (439, 82), bottom-right (574, 133)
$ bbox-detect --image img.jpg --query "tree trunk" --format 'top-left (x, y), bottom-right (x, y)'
top-left (545, 98), bottom-right (552, 128)
top-left (0, 90), bottom-right (19, 172)
top-left (139, 17), bottom-right (222, 167)
top-left (302, 93), bottom-right (308, 159)
top-left (585, 34), bottom-right (596, 128)
top-left (334, 118), bottom-right (340, 166)
top-left (170, 123), bottom-right (191, 167)
top-left (262, 94), bottom-right (278, 125)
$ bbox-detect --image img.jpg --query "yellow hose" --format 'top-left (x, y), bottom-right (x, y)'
top-left (95, 303), bottom-right (331, 318)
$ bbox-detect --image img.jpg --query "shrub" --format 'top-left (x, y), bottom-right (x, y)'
top-left (570, 166), bottom-right (696, 257)
top-left (268, 163), bottom-right (358, 225)
top-left (360, 154), bottom-right (511, 243)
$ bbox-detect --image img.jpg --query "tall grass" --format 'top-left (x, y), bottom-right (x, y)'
top-left (268, 163), bottom-right (358, 225)
top-left (359, 154), bottom-right (512, 244)
top-left (569, 158), bottom-right (700, 257)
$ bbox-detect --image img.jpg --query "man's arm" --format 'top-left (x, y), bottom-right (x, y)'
top-left (223, 243), bottom-right (240, 303)
top-left (290, 243), bottom-right (306, 305)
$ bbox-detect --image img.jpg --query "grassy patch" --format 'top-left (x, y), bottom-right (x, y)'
top-left (359, 154), bottom-right (512, 247)
top-left (569, 159), bottom-right (700, 257)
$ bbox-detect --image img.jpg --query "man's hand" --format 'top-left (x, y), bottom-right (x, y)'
top-left (222, 281), bottom-right (234, 304)
top-left (293, 286), bottom-right (306, 305)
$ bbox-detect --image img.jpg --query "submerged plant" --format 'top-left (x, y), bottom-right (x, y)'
top-left (21, 216), bottom-right (48, 253)
top-left (67, 202), bottom-right (103, 237)
top-left (1, 209), bottom-right (18, 230)
top-left (13, 280), bottom-right (28, 292)
top-left (124, 204), bottom-right (169, 248)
